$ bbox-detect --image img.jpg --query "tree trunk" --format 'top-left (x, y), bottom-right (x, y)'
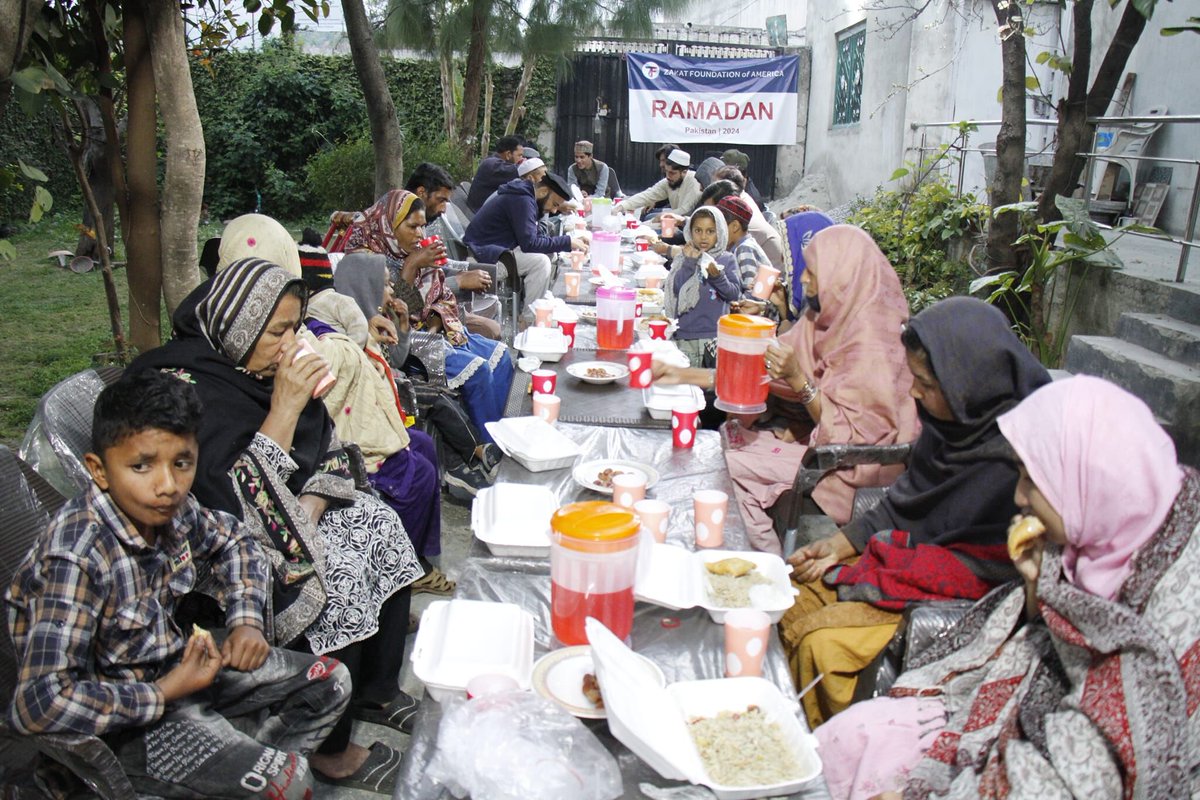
top-left (480, 70), bottom-right (493, 158)
top-left (0, 0), bottom-right (40, 100)
top-left (504, 58), bottom-right (537, 136)
top-left (438, 48), bottom-right (458, 147)
top-left (74, 98), bottom-right (116, 261)
top-left (144, 0), bottom-right (204, 314)
top-left (122, 0), bottom-right (164, 352)
top-left (1036, 0), bottom-right (1148, 223)
top-left (62, 102), bottom-right (129, 364)
top-left (458, 0), bottom-right (490, 161)
top-left (986, 0), bottom-right (1027, 274)
top-left (342, 0), bottom-right (406, 196)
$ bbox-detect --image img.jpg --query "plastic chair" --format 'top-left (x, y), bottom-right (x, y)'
top-left (452, 183), bottom-right (475, 222)
top-left (0, 446), bottom-right (136, 798)
top-left (20, 367), bottom-right (123, 497)
top-left (1091, 105), bottom-right (1169, 205)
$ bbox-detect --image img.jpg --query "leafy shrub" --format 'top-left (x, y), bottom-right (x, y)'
top-left (848, 177), bottom-right (988, 312)
top-left (305, 136), bottom-right (376, 214)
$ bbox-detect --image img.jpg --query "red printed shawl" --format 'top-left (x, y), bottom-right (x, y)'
top-left (890, 468), bottom-right (1200, 799)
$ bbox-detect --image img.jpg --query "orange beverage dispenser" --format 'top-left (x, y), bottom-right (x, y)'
top-left (713, 313), bottom-right (777, 414)
top-left (550, 501), bottom-right (640, 645)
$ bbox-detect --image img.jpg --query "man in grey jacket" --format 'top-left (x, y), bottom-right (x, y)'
top-left (613, 148), bottom-right (701, 218)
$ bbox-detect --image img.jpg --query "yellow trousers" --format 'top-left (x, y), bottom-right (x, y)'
top-left (778, 576), bottom-right (900, 730)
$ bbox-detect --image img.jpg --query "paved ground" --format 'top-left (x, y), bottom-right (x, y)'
top-left (1104, 228), bottom-right (1200, 291)
top-left (315, 495), bottom-right (474, 800)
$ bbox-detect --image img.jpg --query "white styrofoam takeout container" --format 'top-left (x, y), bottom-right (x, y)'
top-left (410, 599), bottom-right (535, 702)
top-left (634, 544), bottom-right (799, 623)
top-left (515, 327), bottom-right (569, 362)
top-left (471, 483), bottom-right (555, 557)
top-left (641, 383), bottom-right (705, 420)
top-left (587, 619), bottom-right (822, 800)
top-left (484, 416), bottom-right (582, 472)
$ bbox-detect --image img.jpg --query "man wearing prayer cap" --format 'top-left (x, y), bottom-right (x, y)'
top-left (613, 148), bottom-right (702, 217)
top-left (517, 157), bottom-right (547, 183)
top-left (567, 140), bottom-right (622, 199)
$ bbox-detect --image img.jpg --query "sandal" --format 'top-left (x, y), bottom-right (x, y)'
top-left (312, 741), bottom-right (401, 795)
top-left (354, 690), bottom-right (420, 734)
top-left (410, 567), bottom-right (456, 596)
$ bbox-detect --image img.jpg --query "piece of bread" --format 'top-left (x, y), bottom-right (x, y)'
top-left (191, 623), bottom-right (211, 640)
top-left (705, 557), bottom-right (757, 578)
top-left (1007, 515), bottom-right (1046, 560)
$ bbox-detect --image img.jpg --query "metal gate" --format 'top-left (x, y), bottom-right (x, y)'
top-left (554, 46), bottom-right (781, 200)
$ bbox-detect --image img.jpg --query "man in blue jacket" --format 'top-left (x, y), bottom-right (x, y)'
top-left (466, 135), bottom-right (524, 211)
top-left (464, 172), bottom-right (588, 317)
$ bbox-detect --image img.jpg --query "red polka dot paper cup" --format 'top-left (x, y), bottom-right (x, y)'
top-left (531, 369), bottom-right (557, 395)
top-left (671, 402), bottom-right (701, 449)
top-left (559, 320), bottom-right (577, 348)
top-left (692, 489), bottom-right (727, 547)
top-left (627, 350), bottom-right (654, 390)
top-left (723, 608), bottom-right (771, 678)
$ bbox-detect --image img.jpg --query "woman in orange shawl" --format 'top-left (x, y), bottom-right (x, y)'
top-left (724, 224), bottom-right (919, 553)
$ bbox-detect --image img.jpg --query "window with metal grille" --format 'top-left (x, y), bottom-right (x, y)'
top-left (833, 23), bottom-right (866, 127)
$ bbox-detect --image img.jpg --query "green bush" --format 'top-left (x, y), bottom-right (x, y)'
top-left (848, 177), bottom-right (988, 312)
top-left (305, 136), bottom-right (376, 213)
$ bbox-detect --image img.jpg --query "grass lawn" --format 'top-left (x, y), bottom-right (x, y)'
top-left (0, 213), bottom-right (323, 448)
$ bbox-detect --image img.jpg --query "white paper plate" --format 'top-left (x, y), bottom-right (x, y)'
top-left (532, 645), bottom-right (666, 719)
top-left (565, 360), bottom-right (629, 385)
top-left (588, 276), bottom-right (629, 287)
top-left (572, 459), bottom-right (660, 495)
top-left (577, 308), bottom-right (598, 323)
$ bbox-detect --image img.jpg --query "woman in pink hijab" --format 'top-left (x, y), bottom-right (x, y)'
top-left (724, 225), bottom-right (919, 552)
top-left (813, 376), bottom-right (1199, 800)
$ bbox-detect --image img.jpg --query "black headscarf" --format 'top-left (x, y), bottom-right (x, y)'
top-left (130, 259), bottom-right (332, 517)
top-left (842, 296), bottom-right (1051, 580)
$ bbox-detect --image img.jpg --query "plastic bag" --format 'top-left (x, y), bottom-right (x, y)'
top-left (426, 690), bottom-right (623, 800)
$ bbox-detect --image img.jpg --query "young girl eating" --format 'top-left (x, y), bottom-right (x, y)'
top-left (664, 205), bottom-right (742, 367)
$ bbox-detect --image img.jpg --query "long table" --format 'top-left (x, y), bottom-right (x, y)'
top-left (393, 424), bottom-right (832, 799)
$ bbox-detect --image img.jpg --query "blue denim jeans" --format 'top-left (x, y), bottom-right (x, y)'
top-left (105, 640), bottom-right (351, 798)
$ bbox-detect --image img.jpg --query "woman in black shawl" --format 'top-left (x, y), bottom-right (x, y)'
top-left (779, 296), bottom-right (1051, 729)
top-left (132, 258), bottom-right (422, 788)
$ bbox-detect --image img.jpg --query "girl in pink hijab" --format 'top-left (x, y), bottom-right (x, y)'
top-left (724, 225), bottom-right (920, 553)
top-left (814, 376), bottom-right (1199, 800)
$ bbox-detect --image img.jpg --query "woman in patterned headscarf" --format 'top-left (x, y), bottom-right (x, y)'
top-left (132, 258), bottom-right (422, 788)
top-left (344, 189), bottom-right (514, 436)
top-left (813, 376), bottom-right (1200, 800)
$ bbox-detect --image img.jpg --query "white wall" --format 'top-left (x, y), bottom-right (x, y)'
top-left (666, 0), bottom-right (805, 32)
top-left (1079, 2), bottom-right (1200, 235)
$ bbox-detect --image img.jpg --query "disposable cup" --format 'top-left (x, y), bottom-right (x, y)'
top-left (723, 609), bottom-right (771, 678)
top-left (533, 301), bottom-right (554, 328)
top-left (634, 301), bottom-right (643, 319)
top-left (626, 350), bottom-right (654, 390)
top-left (611, 472), bottom-right (647, 509)
top-left (292, 338), bottom-right (336, 398)
top-left (671, 403), bottom-right (701, 449)
top-left (570, 251), bottom-right (585, 270)
top-left (644, 276), bottom-right (663, 289)
top-left (564, 271), bottom-right (582, 298)
top-left (559, 320), bottom-right (577, 348)
top-left (693, 489), bottom-right (728, 547)
top-left (661, 216), bottom-right (677, 237)
top-left (648, 320), bottom-right (669, 340)
top-left (634, 499), bottom-right (672, 543)
top-left (532, 393), bottom-right (561, 424)
top-left (531, 369), bottom-right (557, 395)
top-left (751, 265), bottom-right (781, 301)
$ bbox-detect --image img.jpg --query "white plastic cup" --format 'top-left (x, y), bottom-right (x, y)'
top-left (292, 338), bottom-right (336, 398)
top-left (532, 392), bottom-right (561, 424)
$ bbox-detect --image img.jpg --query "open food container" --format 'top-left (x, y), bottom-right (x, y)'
top-left (485, 416), bottom-right (582, 472)
top-left (587, 619), bottom-right (822, 800)
top-left (411, 599), bottom-right (536, 702)
top-left (514, 327), bottom-right (569, 362)
top-left (634, 544), bottom-right (798, 623)
top-left (641, 383), bottom-right (706, 421)
top-left (471, 483), bottom-right (556, 557)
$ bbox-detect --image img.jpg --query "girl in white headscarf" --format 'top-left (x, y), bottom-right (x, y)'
top-left (664, 204), bottom-right (742, 367)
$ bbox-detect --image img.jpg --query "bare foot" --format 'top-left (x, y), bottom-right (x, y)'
top-left (309, 742), bottom-right (370, 779)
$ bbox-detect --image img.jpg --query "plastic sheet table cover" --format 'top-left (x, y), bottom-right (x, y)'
top-left (506, 351), bottom-right (670, 428)
top-left (489, 423), bottom-right (748, 551)
top-left (394, 556), bottom-right (832, 800)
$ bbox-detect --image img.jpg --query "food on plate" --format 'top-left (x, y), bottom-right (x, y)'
top-left (1007, 514), bottom-right (1046, 559)
top-left (688, 705), bottom-right (803, 786)
top-left (586, 366), bottom-right (612, 378)
top-left (635, 287), bottom-right (664, 303)
top-left (705, 557), bottom-right (757, 578)
top-left (707, 569), bottom-right (771, 608)
top-left (581, 672), bottom-right (604, 709)
top-left (595, 467), bottom-right (626, 488)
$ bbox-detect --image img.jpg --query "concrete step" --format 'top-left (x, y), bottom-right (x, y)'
top-left (1116, 313), bottom-right (1200, 368)
top-left (1065, 337), bottom-right (1200, 467)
